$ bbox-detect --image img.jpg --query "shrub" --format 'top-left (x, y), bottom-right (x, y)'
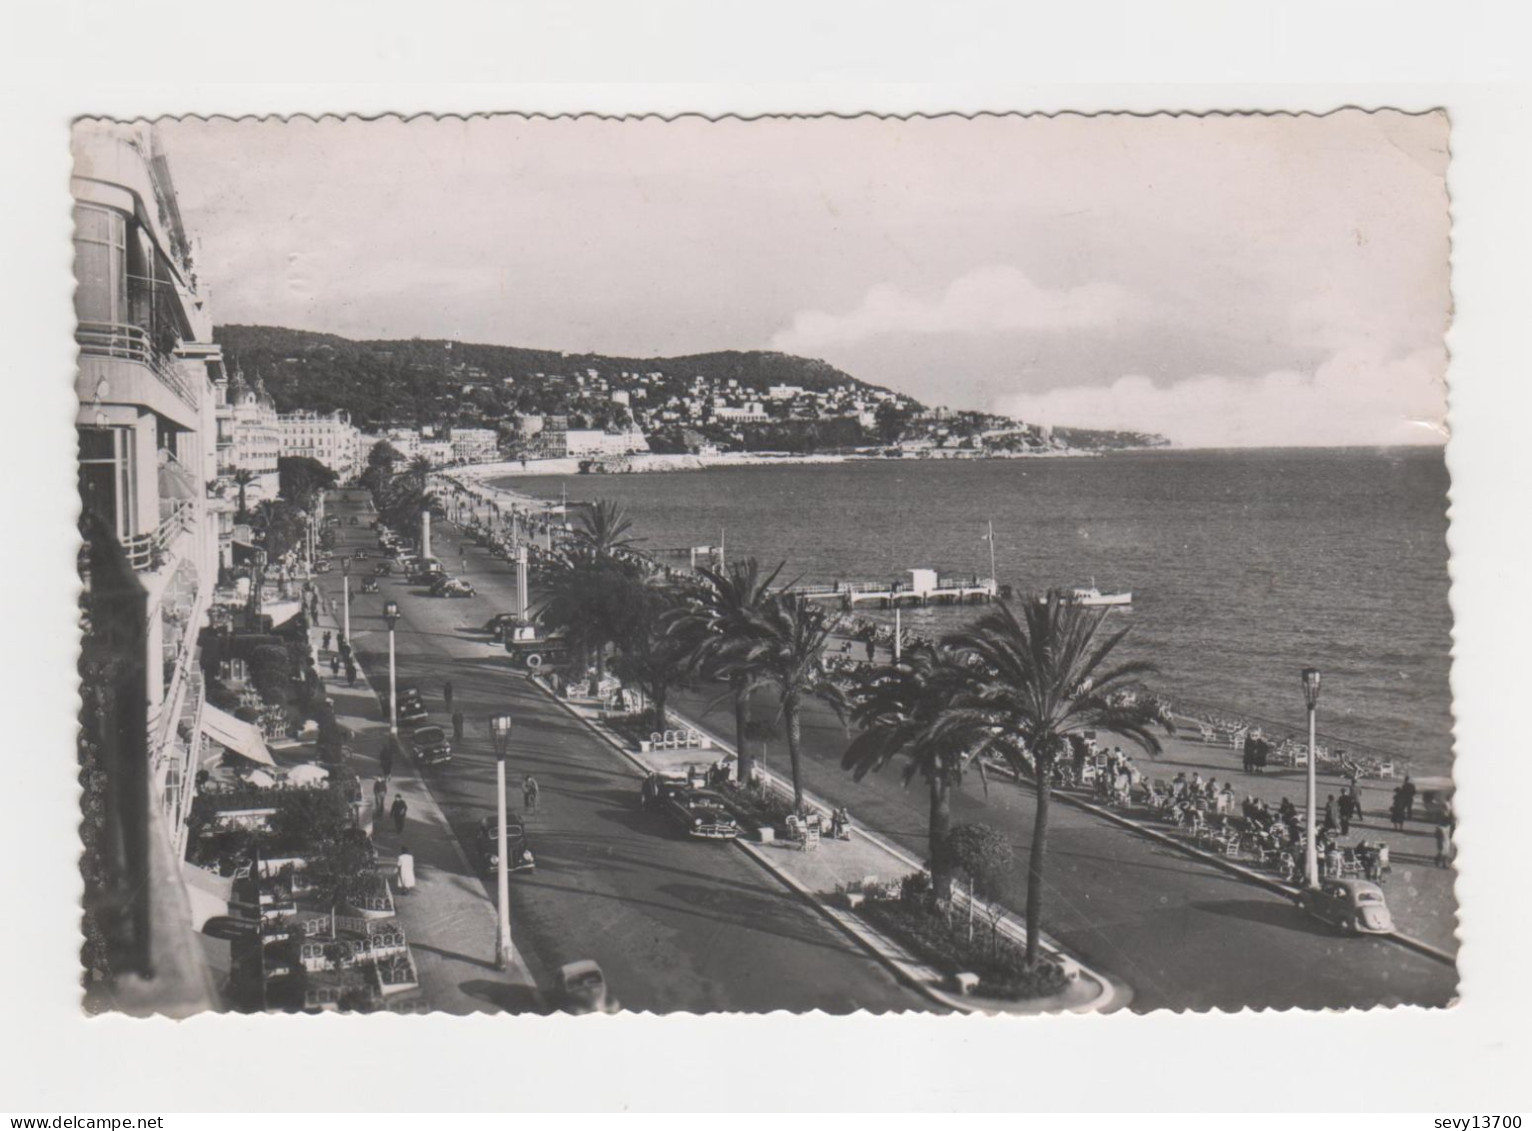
top-left (249, 645), bottom-right (292, 705)
top-left (715, 779), bottom-right (798, 831)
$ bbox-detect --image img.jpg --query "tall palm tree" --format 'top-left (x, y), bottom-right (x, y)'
top-left (570, 498), bottom-right (641, 560)
top-left (232, 468), bottom-right (256, 520)
top-left (932, 594), bottom-right (1171, 965)
top-left (667, 558), bottom-right (784, 782)
top-left (843, 643), bottom-right (977, 897)
top-left (724, 593), bottom-right (848, 813)
top-left (406, 455), bottom-right (433, 492)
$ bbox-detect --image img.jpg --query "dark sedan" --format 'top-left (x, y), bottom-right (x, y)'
top-left (661, 788), bottom-right (740, 841)
top-left (473, 815), bottom-right (535, 873)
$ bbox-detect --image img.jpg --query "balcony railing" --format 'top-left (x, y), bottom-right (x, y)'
top-left (122, 498), bottom-right (197, 572)
top-left (76, 320), bottom-right (200, 411)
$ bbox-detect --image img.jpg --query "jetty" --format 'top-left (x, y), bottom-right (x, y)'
top-left (788, 569), bottom-right (1000, 610)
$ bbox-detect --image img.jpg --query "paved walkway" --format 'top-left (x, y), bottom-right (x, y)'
top-left (309, 598), bottom-right (541, 1014)
top-left (1085, 726), bottom-right (1458, 955)
top-left (535, 678), bottom-right (1117, 1015)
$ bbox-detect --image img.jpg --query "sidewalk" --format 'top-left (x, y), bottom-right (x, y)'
top-left (533, 677), bottom-right (1120, 1015)
top-left (309, 601), bottom-right (541, 1014)
top-left (1054, 726), bottom-right (1459, 959)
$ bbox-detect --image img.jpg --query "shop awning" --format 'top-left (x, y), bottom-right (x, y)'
top-left (201, 704), bottom-right (275, 767)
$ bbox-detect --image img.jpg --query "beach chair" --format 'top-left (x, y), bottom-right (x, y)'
top-left (802, 825), bottom-right (820, 853)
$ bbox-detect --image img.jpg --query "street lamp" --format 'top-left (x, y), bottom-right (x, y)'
top-left (489, 712), bottom-right (515, 969)
top-left (1301, 667), bottom-right (1322, 888)
top-left (384, 600), bottom-right (400, 734)
top-left (341, 556), bottom-right (351, 645)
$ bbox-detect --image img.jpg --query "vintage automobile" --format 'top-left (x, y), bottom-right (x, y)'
top-left (409, 559), bottom-right (447, 585)
top-left (638, 771), bottom-right (691, 810)
top-left (481, 612), bottom-right (524, 636)
top-left (1296, 878), bottom-right (1395, 935)
top-left (502, 621), bottom-right (569, 670)
top-left (397, 687), bottom-right (429, 726)
top-left (352, 549), bottom-right (369, 560)
top-left (408, 724), bottom-right (452, 767)
top-left (555, 960), bottom-right (618, 1015)
top-left (436, 578), bottom-right (476, 598)
top-left (360, 577), bottom-right (380, 594)
top-left (313, 559), bottom-right (332, 573)
top-left (373, 560), bottom-right (394, 575)
top-left (473, 815), bottom-right (536, 874)
top-left (660, 788), bottom-right (740, 841)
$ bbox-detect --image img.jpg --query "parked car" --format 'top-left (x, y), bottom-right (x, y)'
top-left (374, 561), bottom-right (394, 575)
top-left (555, 960), bottom-right (618, 1015)
top-left (638, 771), bottom-right (691, 810)
top-left (352, 549), bottom-right (369, 560)
top-left (660, 788), bottom-right (740, 841)
top-left (481, 612), bottom-right (524, 635)
top-left (408, 724), bottom-right (452, 767)
top-left (1296, 878), bottom-right (1395, 935)
top-left (436, 578), bottom-right (475, 598)
top-left (360, 577), bottom-right (380, 594)
top-left (473, 815), bottom-right (535, 874)
top-left (503, 622), bottom-right (569, 670)
top-left (313, 559), bottom-right (332, 573)
top-left (397, 687), bottom-right (429, 726)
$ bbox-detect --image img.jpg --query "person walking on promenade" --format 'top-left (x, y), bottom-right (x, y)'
top-left (443, 680), bottom-right (454, 714)
top-left (1337, 791), bottom-right (1354, 836)
top-left (396, 844), bottom-right (416, 894)
top-left (330, 653), bottom-right (341, 678)
top-left (1434, 822), bottom-right (1451, 868)
top-left (390, 793), bottom-right (409, 835)
top-left (1401, 775), bottom-right (1417, 820)
top-left (380, 740), bottom-right (394, 782)
top-left (1390, 788), bottom-right (1407, 831)
top-left (322, 630), bottom-right (332, 652)
top-left (372, 776), bottom-right (387, 815)
top-left (452, 710), bottom-right (464, 742)
top-left (523, 774), bottom-right (540, 815)
top-left (1322, 794), bottom-right (1337, 835)
top-left (346, 658), bottom-right (357, 687)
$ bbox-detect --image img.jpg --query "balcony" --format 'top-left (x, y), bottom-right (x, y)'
top-left (76, 320), bottom-right (200, 410)
top-left (122, 498), bottom-right (196, 572)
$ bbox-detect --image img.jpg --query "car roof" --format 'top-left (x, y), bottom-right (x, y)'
top-left (559, 959), bottom-right (602, 980)
top-left (414, 725), bottom-right (444, 738)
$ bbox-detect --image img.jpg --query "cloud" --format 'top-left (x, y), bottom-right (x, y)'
top-left (994, 346), bottom-right (1448, 448)
top-left (770, 265), bottom-right (1148, 353)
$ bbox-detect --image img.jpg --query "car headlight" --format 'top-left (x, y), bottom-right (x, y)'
top-left (523, 851), bottom-right (534, 864)
top-left (488, 854), bottom-right (499, 866)
top-left (693, 817), bottom-right (703, 826)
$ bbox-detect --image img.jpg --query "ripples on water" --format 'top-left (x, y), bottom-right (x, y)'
top-left (500, 448), bottom-right (1454, 774)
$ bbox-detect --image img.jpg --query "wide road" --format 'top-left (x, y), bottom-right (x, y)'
top-left (315, 492), bottom-right (932, 1014)
top-left (417, 485), bottom-right (1455, 1013)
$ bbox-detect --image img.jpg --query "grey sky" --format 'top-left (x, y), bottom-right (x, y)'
top-left (155, 110), bottom-right (1449, 446)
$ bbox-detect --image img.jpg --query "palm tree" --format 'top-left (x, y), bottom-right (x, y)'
top-left (931, 594), bottom-right (1171, 965)
top-left (406, 455), bottom-right (433, 492)
top-left (724, 592), bottom-right (848, 813)
top-left (232, 468), bottom-right (256, 520)
top-left (843, 643), bottom-right (977, 897)
top-left (569, 498), bottom-right (641, 560)
top-left (667, 558), bottom-right (784, 782)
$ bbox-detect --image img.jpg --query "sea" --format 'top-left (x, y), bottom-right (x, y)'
top-left (496, 447), bottom-right (1455, 776)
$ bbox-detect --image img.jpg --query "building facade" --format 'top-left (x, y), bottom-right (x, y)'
top-left (74, 122), bottom-right (225, 1009)
top-left (224, 370), bottom-right (281, 503)
top-left (280, 409), bottom-right (361, 482)
top-left (449, 427), bottom-right (499, 464)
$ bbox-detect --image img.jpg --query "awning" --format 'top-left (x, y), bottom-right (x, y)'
top-left (201, 704), bottom-right (275, 767)
top-left (158, 456), bottom-right (200, 501)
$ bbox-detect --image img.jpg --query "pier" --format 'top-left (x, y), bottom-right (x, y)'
top-left (789, 568), bottom-right (1000, 609)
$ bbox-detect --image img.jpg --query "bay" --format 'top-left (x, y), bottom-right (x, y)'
top-left (497, 447), bottom-right (1455, 776)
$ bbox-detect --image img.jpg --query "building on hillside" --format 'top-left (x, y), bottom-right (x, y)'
top-left (449, 427), bottom-right (499, 464)
top-left (537, 414), bottom-right (569, 457)
top-left (419, 438), bottom-right (454, 466)
top-left (279, 409), bottom-right (361, 482)
top-left (767, 384), bottom-right (805, 401)
top-left (73, 120), bottom-right (226, 1013)
top-left (565, 427), bottom-right (650, 457)
top-left (385, 428), bottom-right (422, 458)
top-left (714, 402), bottom-right (768, 423)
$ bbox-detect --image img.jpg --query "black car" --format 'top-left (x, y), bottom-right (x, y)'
top-left (473, 815), bottom-right (535, 874)
top-left (408, 724), bottom-right (452, 766)
top-left (660, 788), bottom-right (741, 841)
top-left (397, 687), bottom-right (428, 726)
top-left (639, 771), bottom-right (690, 809)
top-left (482, 612), bottom-right (524, 635)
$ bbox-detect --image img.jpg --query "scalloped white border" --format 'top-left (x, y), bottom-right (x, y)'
top-left (6, 3), bottom-right (1530, 1115)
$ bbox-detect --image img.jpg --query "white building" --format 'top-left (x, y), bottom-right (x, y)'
top-left (768, 384), bottom-right (805, 401)
top-left (714, 402), bottom-right (769, 423)
top-left (450, 427), bottom-right (499, 463)
top-left (565, 427), bottom-right (650, 457)
top-left (224, 370), bottom-right (281, 504)
top-left (280, 409), bottom-right (361, 482)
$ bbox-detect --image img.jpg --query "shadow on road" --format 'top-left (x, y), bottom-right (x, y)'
top-left (1190, 898), bottom-right (1335, 936)
top-left (457, 978), bottom-right (547, 1014)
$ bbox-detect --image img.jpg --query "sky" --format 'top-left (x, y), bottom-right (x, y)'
top-left (152, 110), bottom-right (1450, 447)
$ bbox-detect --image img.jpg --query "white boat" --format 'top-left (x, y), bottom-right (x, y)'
top-left (1065, 586), bottom-right (1132, 607)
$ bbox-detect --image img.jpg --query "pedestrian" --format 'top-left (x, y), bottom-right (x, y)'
top-left (1349, 784), bottom-right (1365, 822)
top-left (346, 660), bottom-right (357, 687)
top-left (322, 630), bottom-right (332, 651)
top-left (330, 653), bottom-right (341, 677)
top-left (1390, 787), bottom-right (1407, 831)
top-left (1322, 794), bottom-right (1337, 834)
top-left (523, 774), bottom-right (540, 814)
top-left (390, 793), bottom-right (408, 835)
top-left (1337, 791), bottom-right (1353, 836)
top-left (380, 741), bottom-right (394, 781)
top-left (372, 776), bottom-right (387, 813)
top-left (452, 710), bottom-right (464, 742)
top-left (443, 680), bottom-right (454, 713)
top-left (1401, 775), bottom-right (1417, 820)
top-left (1434, 823), bottom-right (1450, 868)
top-left (396, 844), bottom-right (416, 893)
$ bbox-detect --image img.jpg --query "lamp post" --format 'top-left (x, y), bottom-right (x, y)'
top-left (341, 556), bottom-right (351, 645)
top-left (1301, 667), bottom-right (1322, 888)
top-left (489, 712), bottom-right (515, 969)
top-left (384, 600), bottom-right (400, 735)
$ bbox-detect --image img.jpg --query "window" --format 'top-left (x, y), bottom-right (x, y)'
top-left (73, 204), bottom-right (128, 325)
top-left (78, 426), bottom-right (137, 540)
